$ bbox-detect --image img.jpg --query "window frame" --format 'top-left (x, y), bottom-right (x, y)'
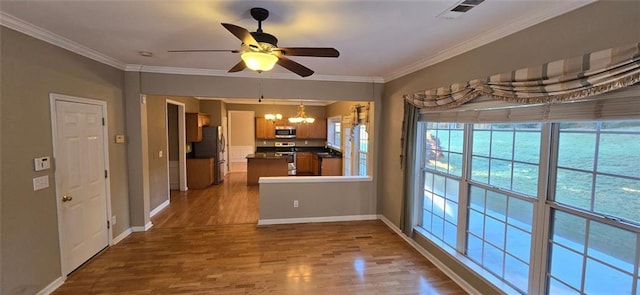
top-left (415, 118), bottom-right (640, 294)
top-left (327, 115), bottom-right (342, 150)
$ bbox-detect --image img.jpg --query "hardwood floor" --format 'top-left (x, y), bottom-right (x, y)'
top-left (53, 172), bottom-right (466, 294)
top-left (152, 172), bottom-right (259, 227)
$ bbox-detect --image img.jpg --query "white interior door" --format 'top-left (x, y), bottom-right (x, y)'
top-left (54, 100), bottom-right (109, 274)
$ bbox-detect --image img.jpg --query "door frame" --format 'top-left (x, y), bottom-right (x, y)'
top-left (165, 100), bottom-right (187, 192)
top-left (49, 93), bottom-right (113, 277)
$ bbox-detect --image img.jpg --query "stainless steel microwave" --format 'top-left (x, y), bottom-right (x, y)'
top-left (275, 126), bottom-right (296, 138)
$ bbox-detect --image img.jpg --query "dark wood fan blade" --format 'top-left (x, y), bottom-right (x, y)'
top-left (228, 60), bottom-right (246, 73)
top-left (221, 23), bottom-right (260, 48)
top-left (168, 49), bottom-right (239, 53)
top-left (274, 47), bottom-right (339, 57)
top-left (275, 55), bottom-right (314, 77)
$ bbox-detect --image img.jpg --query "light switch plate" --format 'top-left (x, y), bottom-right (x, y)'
top-left (33, 175), bottom-right (49, 191)
top-left (34, 156), bottom-right (51, 171)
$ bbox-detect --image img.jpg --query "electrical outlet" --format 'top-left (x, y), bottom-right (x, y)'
top-left (112, 215), bottom-right (117, 225)
top-left (293, 200), bottom-right (299, 208)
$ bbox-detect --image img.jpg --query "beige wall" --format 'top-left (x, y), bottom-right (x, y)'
top-left (141, 73), bottom-right (383, 102)
top-left (145, 95), bottom-right (199, 210)
top-left (1, 27), bottom-right (128, 293)
top-left (228, 111), bottom-right (255, 146)
top-left (199, 100), bottom-right (223, 126)
top-left (227, 102), bottom-right (327, 119)
top-left (259, 179), bottom-right (375, 221)
top-left (378, 1), bottom-right (640, 293)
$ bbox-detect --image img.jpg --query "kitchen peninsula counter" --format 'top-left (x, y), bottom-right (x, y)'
top-left (246, 153), bottom-right (288, 185)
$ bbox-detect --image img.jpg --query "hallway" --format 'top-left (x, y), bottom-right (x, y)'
top-left (52, 172), bottom-right (466, 294)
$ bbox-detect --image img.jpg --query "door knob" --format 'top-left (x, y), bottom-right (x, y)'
top-left (62, 195), bottom-right (73, 202)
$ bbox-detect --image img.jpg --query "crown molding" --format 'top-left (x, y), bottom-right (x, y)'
top-left (125, 65), bottom-right (384, 83)
top-left (197, 97), bottom-right (335, 106)
top-left (383, 0), bottom-right (597, 81)
top-left (0, 11), bottom-right (126, 70)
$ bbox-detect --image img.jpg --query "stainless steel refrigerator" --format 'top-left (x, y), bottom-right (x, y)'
top-left (192, 126), bottom-right (226, 184)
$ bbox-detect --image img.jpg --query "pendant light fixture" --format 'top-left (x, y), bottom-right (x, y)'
top-left (265, 113), bottom-right (283, 121)
top-left (264, 98), bottom-right (282, 122)
top-left (288, 102), bottom-right (315, 124)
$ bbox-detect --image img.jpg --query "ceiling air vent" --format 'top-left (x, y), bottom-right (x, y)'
top-left (438, 0), bottom-right (485, 19)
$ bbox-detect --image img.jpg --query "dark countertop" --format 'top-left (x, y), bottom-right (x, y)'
top-left (246, 152), bottom-right (288, 159)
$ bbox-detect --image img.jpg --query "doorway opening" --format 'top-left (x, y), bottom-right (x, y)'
top-left (166, 100), bottom-right (187, 193)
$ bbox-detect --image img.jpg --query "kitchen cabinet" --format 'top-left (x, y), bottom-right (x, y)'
top-left (246, 156), bottom-right (288, 185)
top-left (186, 112), bottom-right (211, 142)
top-left (255, 117), bottom-right (276, 139)
top-left (295, 119), bottom-right (327, 139)
top-left (311, 153), bottom-right (342, 176)
top-left (310, 119), bottom-right (327, 139)
top-left (187, 157), bottom-right (214, 189)
top-left (296, 152), bottom-right (312, 174)
top-left (311, 153), bottom-right (320, 175)
top-left (320, 157), bottom-right (342, 176)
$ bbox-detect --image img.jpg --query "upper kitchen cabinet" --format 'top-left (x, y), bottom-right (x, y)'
top-left (186, 112), bottom-right (211, 142)
top-left (255, 117), bottom-right (276, 139)
top-left (296, 119), bottom-right (327, 139)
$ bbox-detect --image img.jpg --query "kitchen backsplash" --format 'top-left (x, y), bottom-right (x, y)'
top-left (255, 139), bottom-right (326, 147)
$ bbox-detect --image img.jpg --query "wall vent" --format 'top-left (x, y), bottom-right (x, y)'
top-left (438, 0), bottom-right (485, 19)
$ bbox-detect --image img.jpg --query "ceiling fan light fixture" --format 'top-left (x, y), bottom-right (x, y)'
top-left (241, 51), bottom-right (278, 72)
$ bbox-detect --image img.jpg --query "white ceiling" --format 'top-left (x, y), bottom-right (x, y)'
top-left (0, 0), bottom-right (595, 82)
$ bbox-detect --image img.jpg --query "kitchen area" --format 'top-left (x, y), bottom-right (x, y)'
top-left (176, 98), bottom-right (373, 188)
top-left (246, 120), bottom-right (344, 185)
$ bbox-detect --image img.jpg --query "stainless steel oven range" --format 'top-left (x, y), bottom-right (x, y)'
top-left (274, 142), bottom-right (296, 175)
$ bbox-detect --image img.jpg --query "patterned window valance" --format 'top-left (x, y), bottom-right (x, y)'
top-left (404, 42), bottom-right (640, 110)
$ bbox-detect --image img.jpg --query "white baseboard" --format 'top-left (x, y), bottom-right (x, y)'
top-left (131, 221), bottom-right (153, 232)
top-left (36, 276), bottom-right (64, 295)
top-left (112, 228), bottom-right (132, 245)
top-left (377, 215), bottom-right (480, 295)
top-left (150, 200), bottom-right (170, 218)
top-left (257, 214), bottom-right (378, 225)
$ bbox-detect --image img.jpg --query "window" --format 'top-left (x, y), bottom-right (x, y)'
top-left (357, 125), bottom-right (368, 176)
top-left (327, 116), bottom-right (341, 150)
top-left (415, 118), bottom-right (640, 295)
top-left (547, 120), bottom-right (640, 294)
top-left (419, 123), bottom-right (463, 247)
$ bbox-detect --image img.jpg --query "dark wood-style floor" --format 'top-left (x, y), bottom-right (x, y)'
top-left (53, 172), bottom-right (466, 294)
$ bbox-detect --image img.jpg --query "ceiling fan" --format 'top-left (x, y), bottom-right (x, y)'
top-left (169, 7), bottom-right (340, 77)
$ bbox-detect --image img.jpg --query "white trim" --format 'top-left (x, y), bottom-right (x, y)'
top-left (259, 175), bottom-right (372, 184)
top-left (383, 0), bottom-right (597, 81)
top-left (0, 12), bottom-right (125, 70)
top-left (112, 228), bottom-right (132, 245)
top-left (258, 214), bottom-right (378, 225)
top-left (377, 215), bottom-right (482, 295)
top-left (125, 64), bottom-right (384, 83)
top-left (49, 93), bottom-right (113, 279)
top-left (150, 200), bottom-right (170, 218)
top-left (131, 221), bottom-right (154, 232)
top-left (36, 276), bottom-right (65, 295)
